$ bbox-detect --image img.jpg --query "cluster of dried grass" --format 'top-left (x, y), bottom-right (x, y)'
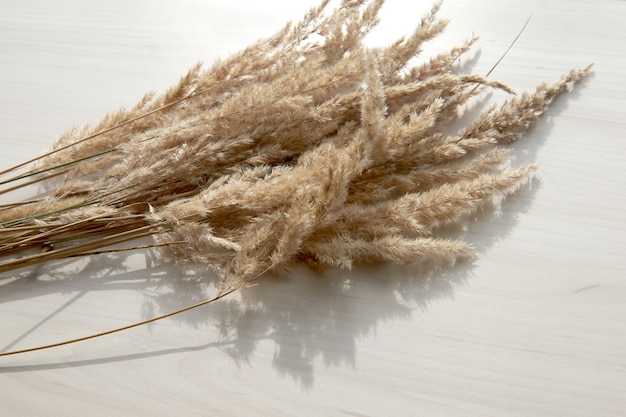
top-left (1, 0), bottom-right (589, 296)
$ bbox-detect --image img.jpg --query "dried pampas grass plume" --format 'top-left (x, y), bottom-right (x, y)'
top-left (0, 0), bottom-right (590, 356)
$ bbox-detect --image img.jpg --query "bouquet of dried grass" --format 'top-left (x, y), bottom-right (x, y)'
top-left (0, 0), bottom-right (589, 355)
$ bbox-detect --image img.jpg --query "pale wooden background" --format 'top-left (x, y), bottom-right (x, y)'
top-left (1, 1), bottom-right (625, 416)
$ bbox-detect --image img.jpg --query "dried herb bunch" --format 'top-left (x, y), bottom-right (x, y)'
top-left (1, 0), bottom-right (589, 295)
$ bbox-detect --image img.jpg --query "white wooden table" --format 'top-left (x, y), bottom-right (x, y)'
top-left (1, 1), bottom-right (625, 415)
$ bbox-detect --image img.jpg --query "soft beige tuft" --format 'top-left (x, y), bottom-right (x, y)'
top-left (0, 0), bottom-right (591, 293)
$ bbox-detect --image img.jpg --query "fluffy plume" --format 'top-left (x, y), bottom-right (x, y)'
top-left (0, 0), bottom-right (590, 295)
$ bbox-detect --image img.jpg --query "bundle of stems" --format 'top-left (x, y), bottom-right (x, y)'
top-left (1, 0), bottom-right (589, 294)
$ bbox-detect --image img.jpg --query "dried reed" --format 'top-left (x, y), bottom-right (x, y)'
top-left (0, 0), bottom-right (590, 355)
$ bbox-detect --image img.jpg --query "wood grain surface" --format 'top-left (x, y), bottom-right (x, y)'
top-left (1, 1), bottom-right (625, 416)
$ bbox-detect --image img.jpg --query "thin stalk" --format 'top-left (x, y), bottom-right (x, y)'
top-left (0, 214), bottom-right (140, 233)
top-left (0, 219), bottom-right (148, 256)
top-left (0, 223), bottom-right (166, 274)
top-left (0, 223), bottom-right (63, 233)
top-left (0, 213), bottom-right (144, 253)
top-left (0, 85), bottom-right (220, 179)
top-left (0, 286), bottom-right (237, 357)
top-left (0, 169), bottom-right (70, 197)
top-left (468, 14), bottom-right (533, 94)
top-left (484, 14), bottom-right (532, 78)
top-left (0, 184), bottom-right (142, 229)
top-left (0, 150), bottom-right (114, 188)
top-left (66, 240), bottom-right (186, 257)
